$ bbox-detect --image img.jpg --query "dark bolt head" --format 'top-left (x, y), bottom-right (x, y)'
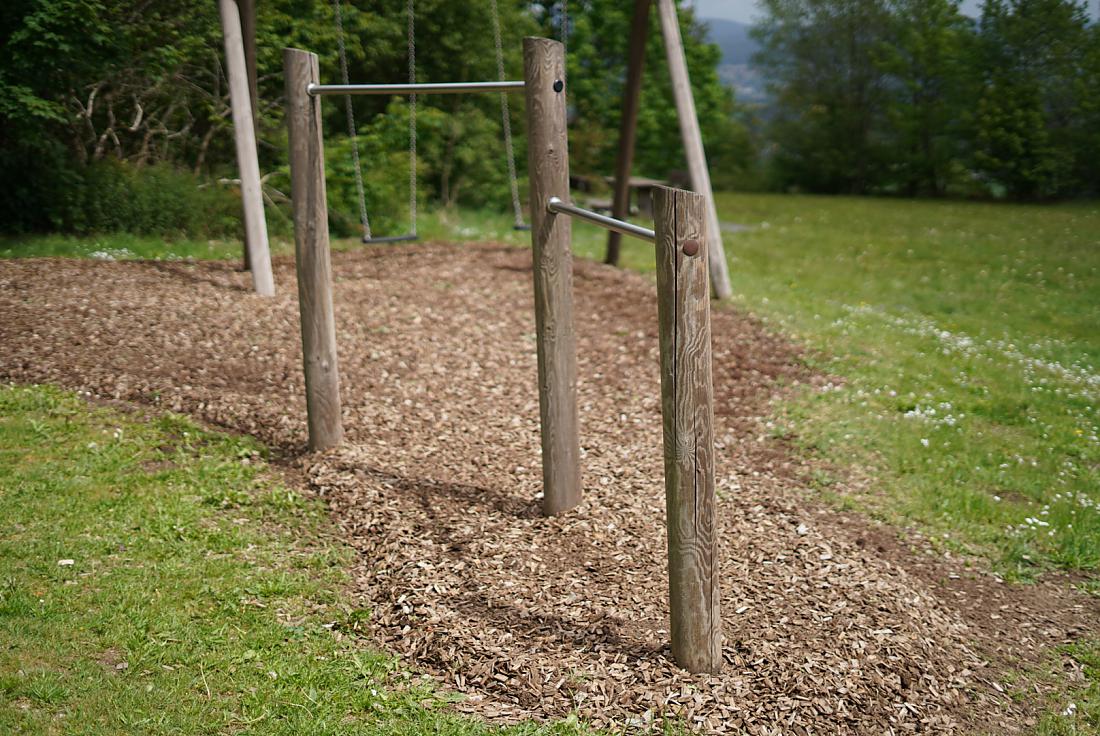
top-left (553, 79), bottom-right (564, 93)
top-left (682, 239), bottom-right (700, 257)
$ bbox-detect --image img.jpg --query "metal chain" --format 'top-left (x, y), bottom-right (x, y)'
top-left (490, 0), bottom-right (525, 228)
top-left (407, 0), bottom-right (418, 236)
top-left (333, 0), bottom-right (372, 239)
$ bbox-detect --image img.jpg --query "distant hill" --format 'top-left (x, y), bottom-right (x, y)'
top-left (698, 17), bottom-right (767, 105)
top-left (698, 17), bottom-right (758, 66)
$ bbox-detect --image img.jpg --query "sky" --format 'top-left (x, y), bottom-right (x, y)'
top-left (688, 0), bottom-right (1093, 24)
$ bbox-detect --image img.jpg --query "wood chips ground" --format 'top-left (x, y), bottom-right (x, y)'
top-left (2, 243), bottom-right (1096, 734)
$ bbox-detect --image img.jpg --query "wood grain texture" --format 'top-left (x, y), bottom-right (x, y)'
top-left (218, 0), bottom-right (274, 295)
top-left (284, 48), bottom-right (344, 451)
top-left (653, 186), bottom-right (722, 673)
top-left (654, 0), bottom-right (732, 301)
top-left (605, 0), bottom-right (651, 266)
top-left (523, 37), bottom-right (581, 516)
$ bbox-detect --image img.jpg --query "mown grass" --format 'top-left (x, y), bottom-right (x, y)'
top-left (0, 384), bottom-right (596, 735)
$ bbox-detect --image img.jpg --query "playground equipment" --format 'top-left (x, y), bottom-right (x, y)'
top-left (284, 35), bottom-right (721, 674)
top-left (331, 0), bottom-right (529, 242)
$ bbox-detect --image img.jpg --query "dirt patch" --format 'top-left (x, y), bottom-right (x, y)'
top-left (1, 244), bottom-right (1095, 733)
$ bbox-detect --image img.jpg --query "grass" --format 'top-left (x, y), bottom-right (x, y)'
top-left (0, 384), bottom-right (595, 735)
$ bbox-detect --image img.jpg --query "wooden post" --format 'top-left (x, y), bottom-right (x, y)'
top-left (523, 37), bottom-right (581, 516)
top-left (654, 0), bottom-right (732, 300)
top-left (219, 0), bottom-right (275, 295)
top-left (239, 0), bottom-right (260, 140)
top-left (605, 0), bottom-right (651, 267)
top-left (239, 0), bottom-right (259, 271)
top-left (653, 186), bottom-right (722, 674)
top-left (284, 48), bottom-right (344, 451)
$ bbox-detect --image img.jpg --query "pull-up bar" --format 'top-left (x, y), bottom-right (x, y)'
top-left (546, 196), bottom-right (655, 243)
top-left (308, 80), bottom-right (525, 96)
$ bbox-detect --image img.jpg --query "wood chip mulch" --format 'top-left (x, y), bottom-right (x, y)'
top-left (0, 243), bottom-right (1073, 733)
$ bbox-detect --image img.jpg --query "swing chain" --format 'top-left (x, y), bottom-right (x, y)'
top-left (490, 0), bottom-right (526, 229)
top-left (333, 0), bottom-right (372, 239)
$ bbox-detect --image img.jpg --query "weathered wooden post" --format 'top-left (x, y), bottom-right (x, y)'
top-left (284, 48), bottom-right (344, 451)
top-left (655, 0), bottom-right (732, 301)
top-left (218, 0), bottom-right (274, 294)
top-left (523, 37), bottom-right (581, 516)
top-left (653, 186), bottom-right (722, 673)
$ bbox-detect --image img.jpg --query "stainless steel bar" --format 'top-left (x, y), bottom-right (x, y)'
top-left (308, 80), bottom-right (525, 96)
top-left (546, 197), bottom-right (656, 243)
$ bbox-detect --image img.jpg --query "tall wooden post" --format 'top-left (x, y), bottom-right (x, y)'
top-left (239, 0), bottom-right (260, 140)
top-left (219, 0), bottom-right (275, 295)
top-left (523, 37), bottom-right (581, 516)
top-left (284, 48), bottom-right (344, 451)
top-left (238, 0), bottom-right (259, 271)
top-left (653, 186), bottom-right (722, 674)
top-left (605, 0), bottom-right (651, 266)
top-left (655, 0), bottom-right (732, 300)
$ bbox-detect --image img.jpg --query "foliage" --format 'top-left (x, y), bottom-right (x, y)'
top-left (752, 0), bottom-right (1099, 199)
top-left (57, 160), bottom-right (243, 237)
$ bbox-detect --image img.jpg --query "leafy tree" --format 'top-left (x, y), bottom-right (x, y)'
top-left (971, 0), bottom-right (1092, 198)
top-left (880, 0), bottom-right (973, 195)
top-left (753, 0), bottom-right (894, 194)
top-left (530, 0), bottom-right (754, 184)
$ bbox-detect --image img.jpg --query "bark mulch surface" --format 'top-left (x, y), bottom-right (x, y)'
top-left (1, 244), bottom-right (1095, 734)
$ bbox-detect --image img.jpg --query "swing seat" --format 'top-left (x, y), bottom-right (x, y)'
top-left (512, 223), bottom-right (531, 232)
top-left (361, 233), bottom-right (419, 244)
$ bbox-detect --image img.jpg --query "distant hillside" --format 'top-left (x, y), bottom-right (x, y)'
top-left (698, 17), bottom-right (758, 66)
top-left (699, 17), bottom-right (768, 105)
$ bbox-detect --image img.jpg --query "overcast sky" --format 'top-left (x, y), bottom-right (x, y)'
top-left (688, 0), bottom-right (1094, 24)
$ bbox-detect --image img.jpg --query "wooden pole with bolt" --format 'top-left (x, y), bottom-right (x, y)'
top-left (523, 36), bottom-right (581, 516)
top-left (653, 185), bottom-right (722, 673)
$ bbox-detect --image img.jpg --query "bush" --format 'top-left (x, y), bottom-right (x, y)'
top-left (54, 161), bottom-right (243, 238)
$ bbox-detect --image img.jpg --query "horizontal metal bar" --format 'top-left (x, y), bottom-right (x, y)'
top-left (546, 197), bottom-right (656, 243)
top-left (309, 81), bottom-right (525, 96)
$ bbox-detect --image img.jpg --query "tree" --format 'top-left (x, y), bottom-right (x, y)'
top-left (529, 0), bottom-right (753, 182)
top-left (971, 0), bottom-right (1092, 198)
top-left (880, 0), bottom-right (972, 196)
top-left (752, 0), bottom-right (894, 194)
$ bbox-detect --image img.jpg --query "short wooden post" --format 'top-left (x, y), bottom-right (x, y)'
top-left (653, 186), bottom-right (722, 673)
top-left (284, 48), bottom-right (344, 451)
top-left (218, 0), bottom-right (274, 294)
top-left (523, 37), bottom-right (581, 516)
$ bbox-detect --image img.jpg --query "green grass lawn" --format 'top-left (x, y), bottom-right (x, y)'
top-left (699, 195), bottom-right (1099, 580)
top-left (0, 384), bottom-right (589, 735)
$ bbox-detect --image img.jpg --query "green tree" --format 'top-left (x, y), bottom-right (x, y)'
top-left (971, 0), bottom-right (1091, 198)
top-left (880, 0), bottom-right (973, 196)
top-left (753, 0), bottom-right (894, 194)
top-left (530, 0), bottom-right (754, 184)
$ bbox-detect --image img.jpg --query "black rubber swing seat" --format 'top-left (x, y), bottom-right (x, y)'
top-left (362, 233), bottom-right (419, 244)
top-left (513, 224), bottom-right (531, 232)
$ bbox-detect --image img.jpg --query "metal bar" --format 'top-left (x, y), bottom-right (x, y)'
top-left (308, 80), bottom-right (525, 96)
top-left (546, 197), bottom-right (656, 243)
